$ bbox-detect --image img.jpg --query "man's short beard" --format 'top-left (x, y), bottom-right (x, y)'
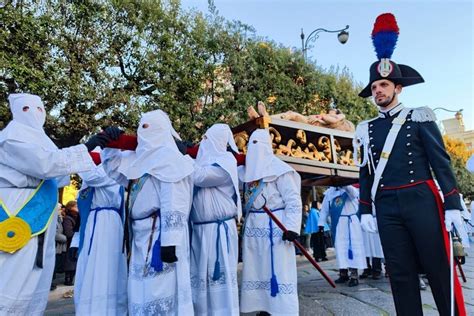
top-left (376, 92), bottom-right (396, 108)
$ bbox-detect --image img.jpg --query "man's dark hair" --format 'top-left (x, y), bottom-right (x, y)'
top-left (311, 201), bottom-right (318, 209)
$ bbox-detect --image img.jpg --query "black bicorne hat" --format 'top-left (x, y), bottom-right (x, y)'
top-left (358, 60), bottom-right (424, 97)
top-left (359, 13), bottom-right (424, 98)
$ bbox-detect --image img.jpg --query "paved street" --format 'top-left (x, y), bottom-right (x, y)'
top-left (46, 246), bottom-right (474, 315)
top-left (295, 246), bottom-right (474, 316)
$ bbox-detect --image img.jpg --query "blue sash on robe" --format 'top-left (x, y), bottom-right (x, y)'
top-left (244, 180), bottom-right (281, 297)
top-left (243, 180), bottom-right (264, 215)
top-left (0, 179), bottom-right (58, 236)
top-left (329, 192), bottom-right (348, 243)
top-left (128, 175), bottom-right (166, 273)
top-left (77, 187), bottom-right (95, 253)
top-left (77, 186), bottom-right (125, 255)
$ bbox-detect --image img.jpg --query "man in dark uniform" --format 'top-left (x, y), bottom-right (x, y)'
top-left (355, 13), bottom-right (467, 316)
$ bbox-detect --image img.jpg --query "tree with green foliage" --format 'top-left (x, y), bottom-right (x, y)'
top-left (1, 0), bottom-right (377, 147)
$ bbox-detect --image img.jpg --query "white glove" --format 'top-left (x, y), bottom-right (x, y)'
top-left (444, 210), bottom-right (470, 248)
top-left (360, 214), bottom-right (377, 233)
top-left (445, 209), bottom-right (470, 248)
top-left (445, 210), bottom-right (463, 232)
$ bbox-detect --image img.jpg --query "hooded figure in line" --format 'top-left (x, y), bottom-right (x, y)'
top-left (239, 129), bottom-right (302, 316)
top-left (190, 123), bottom-right (241, 316)
top-left (101, 109), bottom-right (194, 315)
top-left (0, 93), bottom-right (101, 315)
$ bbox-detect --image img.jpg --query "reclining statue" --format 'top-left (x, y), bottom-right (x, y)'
top-left (247, 101), bottom-right (355, 132)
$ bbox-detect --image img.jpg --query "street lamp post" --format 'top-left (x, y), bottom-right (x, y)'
top-left (432, 107), bottom-right (464, 134)
top-left (301, 25), bottom-right (349, 61)
top-left (433, 107), bottom-right (464, 120)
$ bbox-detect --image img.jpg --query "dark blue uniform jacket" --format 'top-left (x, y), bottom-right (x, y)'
top-left (357, 104), bottom-right (461, 214)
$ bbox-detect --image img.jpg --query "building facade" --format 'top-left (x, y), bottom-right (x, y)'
top-left (441, 114), bottom-right (474, 151)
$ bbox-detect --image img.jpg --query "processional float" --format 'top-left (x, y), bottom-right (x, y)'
top-left (232, 113), bottom-right (360, 288)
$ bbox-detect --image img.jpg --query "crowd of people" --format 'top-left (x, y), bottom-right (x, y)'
top-left (50, 201), bottom-right (80, 291)
top-left (0, 12), bottom-right (471, 316)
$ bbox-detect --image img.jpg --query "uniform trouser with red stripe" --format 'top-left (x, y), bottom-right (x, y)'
top-left (375, 180), bottom-right (466, 316)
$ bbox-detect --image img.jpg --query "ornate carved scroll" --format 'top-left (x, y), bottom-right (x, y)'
top-left (233, 125), bottom-right (355, 166)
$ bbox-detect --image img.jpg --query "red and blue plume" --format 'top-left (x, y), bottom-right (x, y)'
top-left (371, 13), bottom-right (399, 60)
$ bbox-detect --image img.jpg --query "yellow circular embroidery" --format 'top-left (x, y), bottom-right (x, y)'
top-left (0, 217), bottom-right (32, 253)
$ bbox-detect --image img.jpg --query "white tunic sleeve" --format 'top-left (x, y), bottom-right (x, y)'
top-left (0, 140), bottom-right (94, 179)
top-left (193, 165), bottom-right (230, 187)
top-left (79, 165), bottom-right (115, 188)
top-left (276, 172), bottom-right (302, 233)
top-left (343, 185), bottom-right (359, 200)
top-left (158, 178), bottom-right (192, 247)
top-left (318, 195), bottom-right (330, 227)
top-left (101, 148), bottom-right (130, 187)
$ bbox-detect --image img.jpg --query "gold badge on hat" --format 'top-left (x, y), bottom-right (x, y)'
top-left (377, 58), bottom-right (393, 77)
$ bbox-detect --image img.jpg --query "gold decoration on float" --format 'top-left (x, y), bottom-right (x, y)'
top-left (233, 125), bottom-right (355, 166)
top-left (234, 131), bottom-right (249, 154)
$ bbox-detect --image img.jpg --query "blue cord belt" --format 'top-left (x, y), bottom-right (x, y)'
top-left (248, 207), bottom-right (284, 297)
top-left (87, 207), bottom-right (121, 255)
top-left (194, 216), bottom-right (235, 280)
top-left (339, 213), bottom-right (357, 260)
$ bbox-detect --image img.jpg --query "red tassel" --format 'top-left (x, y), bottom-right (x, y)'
top-left (372, 13), bottom-right (399, 36)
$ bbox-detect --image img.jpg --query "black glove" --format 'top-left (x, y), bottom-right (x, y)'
top-left (175, 139), bottom-right (195, 155)
top-left (104, 126), bottom-right (123, 141)
top-left (318, 226), bottom-right (325, 233)
top-left (85, 133), bottom-right (111, 151)
top-left (161, 246), bottom-right (178, 263)
top-left (282, 230), bottom-right (299, 242)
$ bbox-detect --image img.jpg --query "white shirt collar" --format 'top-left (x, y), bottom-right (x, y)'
top-left (378, 103), bottom-right (404, 118)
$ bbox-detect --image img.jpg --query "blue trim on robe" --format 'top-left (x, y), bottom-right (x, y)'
top-left (329, 192), bottom-right (348, 243)
top-left (77, 186), bottom-right (125, 254)
top-left (77, 187), bottom-right (95, 253)
top-left (0, 179), bottom-right (58, 236)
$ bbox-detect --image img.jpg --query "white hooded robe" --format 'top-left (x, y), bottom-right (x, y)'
top-left (0, 94), bottom-right (94, 315)
top-left (239, 129), bottom-right (302, 316)
top-left (190, 124), bottom-right (241, 316)
top-left (101, 110), bottom-right (194, 316)
top-left (318, 186), bottom-right (366, 270)
top-left (74, 165), bottom-right (128, 316)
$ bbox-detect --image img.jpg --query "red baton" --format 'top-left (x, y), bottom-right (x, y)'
top-left (258, 199), bottom-right (336, 288)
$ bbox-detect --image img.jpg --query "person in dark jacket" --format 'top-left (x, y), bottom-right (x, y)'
top-left (51, 204), bottom-right (67, 290)
top-left (63, 200), bottom-right (80, 286)
top-left (55, 204), bottom-right (68, 269)
top-left (356, 13), bottom-right (467, 316)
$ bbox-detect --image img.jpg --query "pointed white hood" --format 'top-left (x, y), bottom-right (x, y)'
top-left (196, 123), bottom-right (242, 219)
top-left (119, 109), bottom-right (194, 182)
top-left (196, 123), bottom-right (238, 165)
top-left (0, 93), bottom-right (57, 150)
top-left (239, 129), bottom-right (293, 183)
